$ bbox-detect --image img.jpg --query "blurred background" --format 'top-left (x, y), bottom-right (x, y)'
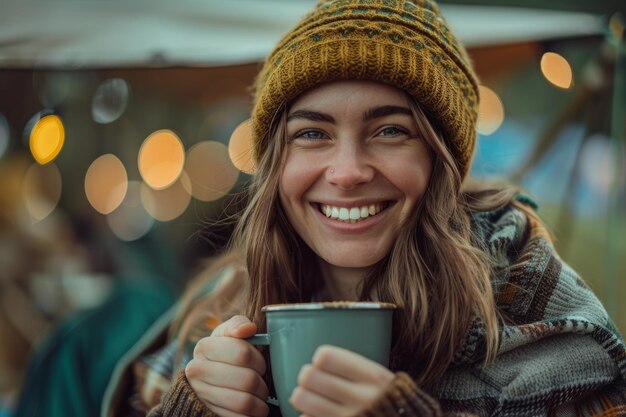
top-left (0, 1), bottom-right (625, 416)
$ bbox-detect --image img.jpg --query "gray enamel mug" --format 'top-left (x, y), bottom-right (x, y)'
top-left (246, 301), bottom-right (396, 417)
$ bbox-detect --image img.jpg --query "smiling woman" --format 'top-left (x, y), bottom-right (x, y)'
top-left (280, 81), bottom-right (433, 274)
top-left (99, 1), bottom-right (625, 416)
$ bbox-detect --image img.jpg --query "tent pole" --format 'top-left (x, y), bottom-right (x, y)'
top-left (605, 14), bottom-right (625, 319)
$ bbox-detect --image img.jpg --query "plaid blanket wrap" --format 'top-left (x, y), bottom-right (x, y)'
top-left (126, 201), bottom-right (626, 416)
top-left (432, 202), bottom-right (626, 416)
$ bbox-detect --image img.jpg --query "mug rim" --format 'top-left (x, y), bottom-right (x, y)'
top-left (262, 301), bottom-right (397, 312)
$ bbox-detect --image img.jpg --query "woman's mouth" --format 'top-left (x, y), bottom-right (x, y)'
top-left (316, 202), bottom-right (391, 223)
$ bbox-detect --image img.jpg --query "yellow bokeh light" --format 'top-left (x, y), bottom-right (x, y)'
top-left (140, 171), bottom-right (192, 221)
top-left (540, 52), bottom-right (573, 90)
top-left (185, 141), bottom-right (239, 202)
top-left (228, 120), bottom-right (255, 174)
top-left (477, 85), bottom-right (505, 136)
top-left (22, 162), bottom-right (62, 222)
top-left (29, 114), bottom-right (65, 164)
top-left (84, 154), bottom-right (128, 214)
top-left (138, 129), bottom-right (185, 190)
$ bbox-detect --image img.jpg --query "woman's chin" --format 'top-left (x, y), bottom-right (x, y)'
top-left (317, 248), bottom-right (386, 269)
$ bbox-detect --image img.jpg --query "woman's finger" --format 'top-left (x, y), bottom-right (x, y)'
top-left (289, 385), bottom-right (347, 417)
top-left (185, 357), bottom-right (269, 400)
top-left (297, 364), bottom-right (377, 405)
top-left (211, 315), bottom-right (257, 338)
top-left (203, 402), bottom-right (253, 417)
top-left (312, 345), bottom-right (394, 385)
top-left (193, 336), bottom-right (266, 375)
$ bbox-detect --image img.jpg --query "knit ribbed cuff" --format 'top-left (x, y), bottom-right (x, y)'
top-left (154, 370), bottom-right (218, 417)
top-left (355, 372), bottom-right (442, 417)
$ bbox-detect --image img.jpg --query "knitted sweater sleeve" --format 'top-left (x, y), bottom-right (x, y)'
top-left (146, 370), bottom-right (217, 417)
top-left (354, 372), bottom-right (477, 417)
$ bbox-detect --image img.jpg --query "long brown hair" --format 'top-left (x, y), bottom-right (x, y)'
top-left (172, 94), bottom-right (527, 387)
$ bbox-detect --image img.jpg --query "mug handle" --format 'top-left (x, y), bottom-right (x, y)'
top-left (246, 333), bottom-right (269, 345)
top-left (244, 334), bottom-right (278, 406)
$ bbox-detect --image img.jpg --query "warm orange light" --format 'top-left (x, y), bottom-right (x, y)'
top-left (22, 162), bottom-right (62, 222)
top-left (84, 154), bottom-right (128, 214)
top-left (540, 52), bottom-right (573, 90)
top-left (141, 171), bottom-right (192, 221)
top-left (185, 141), bottom-right (239, 202)
top-left (228, 120), bottom-right (255, 174)
top-left (138, 129), bottom-right (185, 190)
top-left (29, 114), bottom-right (65, 164)
top-left (477, 85), bottom-right (505, 136)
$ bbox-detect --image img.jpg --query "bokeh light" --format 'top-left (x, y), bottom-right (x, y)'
top-left (141, 171), bottom-right (192, 221)
top-left (29, 114), bottom-right (65, 164)
top-left (0, 113), bottom-right (9, 159)
top-left (106, 181), bottom-right (154, 241)
top-left (138, 129), bottom-right (185, 190)
top-left (609, 13), bottom-right (625, 40)
top-left (92, 78), bottom-right (130, 124)
top-left (579, 134), bottom-right (614, 193)
top-left (185, 141), bottom-right (239, 202)
top-left (477, 85), bottom-right (505, 136)
top-left (228, 119), bottom-right (255, 174)
top-left (22, 162), bottom-right (62, 223)
top-left (540, 52), bottom-right (573, 90)
top-left (84, 154), bottom-right (128, 214)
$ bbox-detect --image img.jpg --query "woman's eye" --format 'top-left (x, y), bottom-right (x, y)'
top-left (378, 126), bottom-right (407, 137)
top-left (295, 130), bottom-right (327, 140)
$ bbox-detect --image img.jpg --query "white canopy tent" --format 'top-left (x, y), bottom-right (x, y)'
top-left (0, 0), bottom-right (604, 68)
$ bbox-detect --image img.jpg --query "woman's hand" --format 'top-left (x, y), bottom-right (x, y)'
top-left (185, 315), bottom-right (269, 417)
top-left (289, 345), bottom-right (395, 417)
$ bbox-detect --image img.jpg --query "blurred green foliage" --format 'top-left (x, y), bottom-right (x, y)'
top-left (540, 204), bottom-right (626, 335)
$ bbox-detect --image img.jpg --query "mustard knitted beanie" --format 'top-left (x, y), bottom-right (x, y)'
top-left (251, 0), bottom-right (479, 178)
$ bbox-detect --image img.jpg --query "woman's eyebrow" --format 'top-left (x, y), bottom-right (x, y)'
top-left (287, 110), bottom-right (335, 123)
top-left (363, 105), bottom-right (412, 121)
top-left (286, 105), bottom-right (411, 123)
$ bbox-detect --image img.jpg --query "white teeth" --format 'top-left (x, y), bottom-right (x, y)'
top-left (319, 203), bottom-right (386, 223)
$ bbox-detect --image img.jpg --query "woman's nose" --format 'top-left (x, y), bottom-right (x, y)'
top-left (326, 143), bottom-right (375, 189)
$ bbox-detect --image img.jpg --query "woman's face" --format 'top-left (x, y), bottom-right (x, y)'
top-left (279, 80), bottom-right (433, 269)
